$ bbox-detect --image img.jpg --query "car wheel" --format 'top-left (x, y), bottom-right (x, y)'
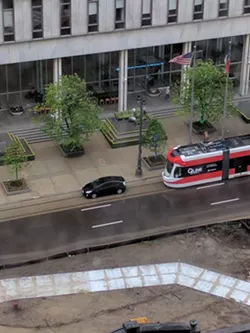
top-left (117, 188), bottom-right (123, 194)
top-left (92, 193), bottom-right (97, 199)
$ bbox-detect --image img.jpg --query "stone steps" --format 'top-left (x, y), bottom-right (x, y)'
top-left (10, 127), bottom-right (51, 144)
top-left (9, 109), bottom-right (178, 144)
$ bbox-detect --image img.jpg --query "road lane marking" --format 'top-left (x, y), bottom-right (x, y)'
top-left (92, 220), bottom-right (123, 229)
top-left (197, 183), bottom-right (224, 190)
top-left (81, 204), bottom-right (111, 212)
top-left (210, 198), bottom-right (239, 206)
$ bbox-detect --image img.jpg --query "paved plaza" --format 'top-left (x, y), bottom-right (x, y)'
top-left (1, 262), bottom-right (250, 305)
top-left (0, 115), bottom-right (250, 209)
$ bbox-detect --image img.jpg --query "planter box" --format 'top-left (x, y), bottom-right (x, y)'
top-left (114, 112), bottom-right (132, 120)
top-left (238, 110), bottom-right (250, 124)
top-left (143, 155), bottom-right (166, 171)
top-left (9, 107), bottom-right (24, 116)
top-left (59, 144), bottom-right (85, 158)
top-left (147, 88), bottom-right (161, 97)
top-left (2, 179), bottom-right (30, 196)
top-left (192, 121), bottom-right (216, 135)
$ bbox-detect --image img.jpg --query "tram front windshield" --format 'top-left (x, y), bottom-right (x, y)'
top-left (165, 160), bottom-right (174, 175)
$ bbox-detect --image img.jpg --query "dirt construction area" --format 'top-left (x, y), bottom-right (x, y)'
top-left (1, 223), bottom-right (250, 333)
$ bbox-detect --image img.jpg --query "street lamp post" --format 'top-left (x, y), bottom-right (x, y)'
top-left (135, 95), bottom-right (144, 177)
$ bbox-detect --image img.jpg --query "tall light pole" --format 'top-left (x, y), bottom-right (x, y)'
top-left (221, 39), bottom-right (232, 138)
top-left (135, 95), bottom-right (144, 177)
top-left (189, 45), bottom-right (197, 144)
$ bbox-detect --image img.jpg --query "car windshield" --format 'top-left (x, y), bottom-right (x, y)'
top-left (92, 178), bottom-right (107, 188)
top-left (166, 160), bottom-right (174, 174)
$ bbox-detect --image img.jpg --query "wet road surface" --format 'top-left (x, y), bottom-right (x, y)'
top-left (1, 177), bottom-right (250, 265)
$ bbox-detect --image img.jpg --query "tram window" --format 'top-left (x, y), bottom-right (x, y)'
top-left (230, 156), bottom-right (250, 168)
top-left (182, 161), bottom-right (222, 177)
top-left (174, 167), bottom-right (182, 178)
top-left (166, 160), bottom-right (174, 174)
top-left (206, 161), bottom-right (222, 172)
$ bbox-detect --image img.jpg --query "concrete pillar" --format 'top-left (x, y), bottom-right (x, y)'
top-left (14, 0), bottom-right (32, 41)
top-left (58, 58), bottom-right (62, 77)
top-left (118, 51), bottom-right (124, 112)
top-left (181, 42), bottom-right (192, 83)
top-left (43, 0), bottom-right (60, 38)
top-left (239, 35), bottom-right (250, 96)
top-left (0, 1), bottom-right (3, 44)
top-left (99, 0), bottom-right (115, 32)
top-left (118, 50), bottom-right (128, 112)
top-left (123, 50), bottom-right (128, 111)
top-left (53, 58), bottom-right (62, 84)
top-left (71, 0), bottom-right (87, 35)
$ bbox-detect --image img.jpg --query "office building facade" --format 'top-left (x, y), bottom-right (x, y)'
top-left (0, 0), bottom-right (250, 113)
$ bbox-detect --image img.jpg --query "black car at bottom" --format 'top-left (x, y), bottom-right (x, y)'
top-left (82, 176), bottom-right (126, 199)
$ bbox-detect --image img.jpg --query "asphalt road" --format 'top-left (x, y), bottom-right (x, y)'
top-left (1, 177), bottom-right (250, 266)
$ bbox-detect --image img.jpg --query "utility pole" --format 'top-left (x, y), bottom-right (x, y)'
top-left (189, 45), bottom-right (197, 144)
top-left (135, 96), bottom-right (144, 177)
top-left (221, 39), bottom-right (232, 138)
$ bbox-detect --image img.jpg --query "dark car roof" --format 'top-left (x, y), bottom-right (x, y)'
top-left (83, 176), bottom-right (125, 190)
top-left (99, 176), bottom-right (125, 182)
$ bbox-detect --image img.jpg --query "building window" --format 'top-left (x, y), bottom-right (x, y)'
top-left (244, 0), bottom-right (250, 14)
top-left (219, 0), bottom-right (229, 17)
top-left (2, 0), bottom-right (14, 42)
top-left (193, 0), bottom-right (203, 20)
top-left (32, 0), bottom-right (43, 39)
top-left (141, 0), bottom-right (152, 26)
top-left (88, 0), bottom-right (98, 32)
top-left (168, 0), bottom-right (178, 23)
top-left (60, 0), bottom-right (71, 35)
top-left (115, 0), bottom-right (125, 29)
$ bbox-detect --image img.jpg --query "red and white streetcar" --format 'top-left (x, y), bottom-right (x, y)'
top-left (162, 134), bottom-right (250, 188)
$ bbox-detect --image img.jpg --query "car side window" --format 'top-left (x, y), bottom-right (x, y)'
top-left (96, 183), bottom-right (106, 191)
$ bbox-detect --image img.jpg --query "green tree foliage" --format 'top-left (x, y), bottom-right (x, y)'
top-left (4, 140), bottom-right (28, 180)
top-left (34, 74), bottom-right (102, 151)
top-left (171, 60), bottom-right (237, 124)
top-left (142, 119), bottom-right (167, 157)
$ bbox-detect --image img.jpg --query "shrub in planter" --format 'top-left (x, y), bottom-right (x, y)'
top-left (171, 60), bottom-right (238, 127)
top-left (114, 111), bottom-right (133, 120)
top-left (60, 140), bottom-right (85, 157)
top-left (192, 120), bottom-right (216, 134)
top-left (142, 119), bottom-right (167, 167)
top-left (3, 139), bottom-right (29, 193)
top-left (33, 74), bottom-right (102, 156)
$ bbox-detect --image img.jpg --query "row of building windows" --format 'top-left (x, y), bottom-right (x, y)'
top-left (2, 0), bottom-right (250, 42)
top-left (0, 35), bottom-right (244, 109)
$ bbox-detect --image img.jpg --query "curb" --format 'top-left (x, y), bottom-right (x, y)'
top-left (0, 175), bottom-right (162, 213)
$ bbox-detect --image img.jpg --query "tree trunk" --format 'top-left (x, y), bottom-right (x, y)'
top-left (154, 145), bottom-right (157, 159)
top-left (15, 165), bottom-right (18, 180)
top-left (200, 106), bottom-right (206, 124)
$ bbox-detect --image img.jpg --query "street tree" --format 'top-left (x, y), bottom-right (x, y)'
top-left (34, 74), bottom-right (102, 152)
top-left (142, 119), bottom-right (167, 158)
top-left (171, 60), bottom-right (237, 124)
top-left (4, 139), bottom-right (28, 181)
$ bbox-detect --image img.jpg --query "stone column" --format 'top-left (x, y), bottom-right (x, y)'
top-left (123, 50), bottom-right (128, 111)
top-left (53, 58), bottom-right (62, 84)
top-left (118, 50), bottom-right (128, 112)
top-left (58, 58), bottom-right (62, 77)
top-left (239, 35), bottom-right (250, 96)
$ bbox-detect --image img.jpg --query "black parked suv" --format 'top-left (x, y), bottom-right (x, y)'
top-left (82, 176), bottom-right (126, 199)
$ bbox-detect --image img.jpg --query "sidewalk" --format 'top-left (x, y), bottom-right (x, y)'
top-left (1, 262), bottom-right (250, 306)
top-left (0, 116), bottom-right (249, 215)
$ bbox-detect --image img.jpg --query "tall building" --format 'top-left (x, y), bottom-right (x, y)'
top-left (0, 0), bottom-right (249, 113)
